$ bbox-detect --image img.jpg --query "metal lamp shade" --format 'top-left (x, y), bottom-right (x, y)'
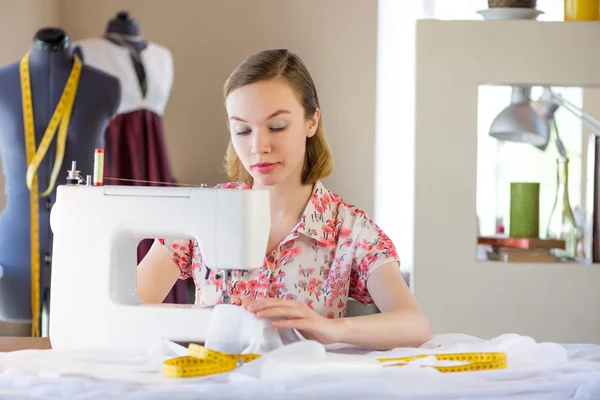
top-left (489, 103), bottom-right (550, 150)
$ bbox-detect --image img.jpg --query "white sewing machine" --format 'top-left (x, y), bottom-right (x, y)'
top-left (48, 178), bottom-right (270, 352)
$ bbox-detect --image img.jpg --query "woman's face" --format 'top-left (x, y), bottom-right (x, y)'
top-left (226, 78), bottom-right (319, 188)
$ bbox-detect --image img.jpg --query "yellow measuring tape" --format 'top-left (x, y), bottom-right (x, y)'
top-left (163, 344), bottom-right (507, 378)
top-left (377, 351), bottom-right (508, 373)
top-left (164, 344), bottom-right (261, 378)
top-left (20, 52), bottom-right (82, 337)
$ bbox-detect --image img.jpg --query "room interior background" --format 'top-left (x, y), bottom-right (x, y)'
top-left (0, 0), bottom-right (379, 215)
top-left (0, 0), bottom-right (596, 336)
top-left (0, 0), bottom-right (586, 291)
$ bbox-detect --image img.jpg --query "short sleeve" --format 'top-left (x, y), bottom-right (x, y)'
top-left (157, 238), bottom-right (194, 280)
top-left (349, 221), bottom-right (400, 304)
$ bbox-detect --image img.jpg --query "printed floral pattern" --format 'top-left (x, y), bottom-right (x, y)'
top-left (158, 180), bottom-right (399, 319)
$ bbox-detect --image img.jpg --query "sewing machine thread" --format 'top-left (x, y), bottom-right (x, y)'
top-left (93, 149), bottom-right (104, 186)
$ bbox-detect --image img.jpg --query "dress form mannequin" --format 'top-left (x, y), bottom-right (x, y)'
top-left (73, 13), bottom-right (187, 304)
top-left (0, 28), bottom-right (121, 333)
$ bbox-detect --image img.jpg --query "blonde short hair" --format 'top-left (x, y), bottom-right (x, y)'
top-left (223, 49), bottom-right (334, 185)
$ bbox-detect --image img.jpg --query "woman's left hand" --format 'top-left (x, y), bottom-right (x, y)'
top-left (241, 298), bottom-right (344, 345)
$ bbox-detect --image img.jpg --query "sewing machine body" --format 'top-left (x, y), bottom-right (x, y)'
top-left (48, 184), bottom-right (269, 351)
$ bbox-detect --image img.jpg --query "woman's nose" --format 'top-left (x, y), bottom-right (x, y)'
top-left (251, 130), bottom-right (271, 154)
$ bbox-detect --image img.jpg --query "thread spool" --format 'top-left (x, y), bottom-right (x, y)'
top-left (93, 149), bottom-right (104, 186)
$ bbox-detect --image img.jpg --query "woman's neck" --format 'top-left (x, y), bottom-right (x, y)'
top-left (257, 179), bottom-right (314, 221)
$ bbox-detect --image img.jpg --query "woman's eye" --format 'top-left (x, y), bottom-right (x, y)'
top-left (234, 127), bottom-right (251, 135)
top-left (270, 126), bottom-right (286, 132)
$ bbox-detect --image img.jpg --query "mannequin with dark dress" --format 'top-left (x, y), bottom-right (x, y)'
top-left (0, 28), bottom-right (121, 336)
top-left (73, 13), bottom-right (187, 305)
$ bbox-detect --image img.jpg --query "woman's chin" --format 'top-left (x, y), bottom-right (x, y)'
top-left (251, 172), bottom-right (284, 188)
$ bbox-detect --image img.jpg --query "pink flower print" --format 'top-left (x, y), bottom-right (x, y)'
top-left (338, 299), bottom-right (344, 308)
top-left (325, 237), bottom-right (336, 247)
top-left (356, 278), bottom-right (366, 294)
top-left (306, 278), bottom-right (323, 297)
top-left (285, 293), bottom-right (297, 300)
top-left (339, 227), bottom-right (352, 239)
top-left (306, 299), bottom-right (314, 309)
top-left (306, 278), bottom-right (317, 293)
top-left (299, 267), bottom-right (306, 277)
top-left (310, 193), bottom-right (325, 213)
top-left (322, 222), bottom-right (335, 236)
top-left (272, 282), bottom-right (286, 297)
top-left (297, 280), bottom-right (308, 290)
top-left (357, 253), bottom-right (378, 275)
top-left (307, 268), bottom-right (315, 276)
top-left (277, 269), bottom-right (286, 281)
top-left (246, 280), bottom-right (258, 292)
top-left (341, 237), bottom-right (353, 248)
top-left (281, 246), bottom-right (301, 259)
top-left (235, 281), bottom-right (247, 292)
top-left (327, 311), bottom-right (335, 319)
top-left (357, 239), bottom-right (374, 252)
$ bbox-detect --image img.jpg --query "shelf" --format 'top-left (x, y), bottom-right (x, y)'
top-left (413, 19), bottom-right (600, 343)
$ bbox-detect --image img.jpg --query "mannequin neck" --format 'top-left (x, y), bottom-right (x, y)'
top-left (105, 11), bottom-right (142, 40)
top-left (104, 12), bottom-right (146, 52)
top-left (106, 20), bottom-right (140, 38)
top-left (29, 28), bottom-right (73, 70)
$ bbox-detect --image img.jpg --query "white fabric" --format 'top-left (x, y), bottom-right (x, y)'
top-left (74, 37), bottom-right (174, 116)
top-left (1, 333), bottom-right (600, 399)
top-left (204, 304), bottom-right (301, 354)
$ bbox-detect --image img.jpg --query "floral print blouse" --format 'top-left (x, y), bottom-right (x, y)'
top-left (158, 180), bottom-right (400, 319)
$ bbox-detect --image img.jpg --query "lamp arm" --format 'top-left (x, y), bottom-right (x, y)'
top-left (542, 88), bottom-right (600, 136)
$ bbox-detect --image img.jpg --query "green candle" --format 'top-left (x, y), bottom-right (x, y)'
top-left (509, 182), bottom-right (540, 238)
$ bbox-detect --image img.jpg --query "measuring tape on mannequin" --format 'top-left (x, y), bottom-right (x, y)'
top-left (163, 344), bottom-right (507, 378)
top-left (20, 52), bottom-right (82, 337)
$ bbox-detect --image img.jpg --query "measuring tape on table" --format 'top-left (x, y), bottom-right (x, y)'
top-left (377, 351), bottom-right (508, 373)
top-left (164, 344), bottom-right (261, 378)
top-left (20, 51), bottom-right (82, 337)
top-left (163, 344), bottom-right (507, 378)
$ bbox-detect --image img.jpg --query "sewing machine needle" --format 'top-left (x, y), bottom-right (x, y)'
top-left (222, 270), bottom-right (230, 304)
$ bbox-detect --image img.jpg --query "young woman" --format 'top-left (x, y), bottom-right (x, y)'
top-left (137, 49), bottom-right (431, 350)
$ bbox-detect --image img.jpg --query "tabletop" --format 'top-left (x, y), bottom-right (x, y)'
top-left (0, 337), bottom-right (51, 352)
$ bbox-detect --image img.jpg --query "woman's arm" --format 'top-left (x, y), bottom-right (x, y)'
top-left (244, 261), bottom-right (431, 351)
top-left (136, 239), bottom-right (182, 303)
top-left (336, 261), bottom-right (432, 350)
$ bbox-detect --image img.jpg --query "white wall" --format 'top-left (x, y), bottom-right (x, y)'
top-left (60, 0), bottom-right (379, 216)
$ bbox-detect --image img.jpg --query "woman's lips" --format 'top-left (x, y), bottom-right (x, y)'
top-left (253, 162), bottom-right (278, 174)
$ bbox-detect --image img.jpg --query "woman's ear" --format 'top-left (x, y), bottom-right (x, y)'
top-left (307, 108), bottom-right (320, 138)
